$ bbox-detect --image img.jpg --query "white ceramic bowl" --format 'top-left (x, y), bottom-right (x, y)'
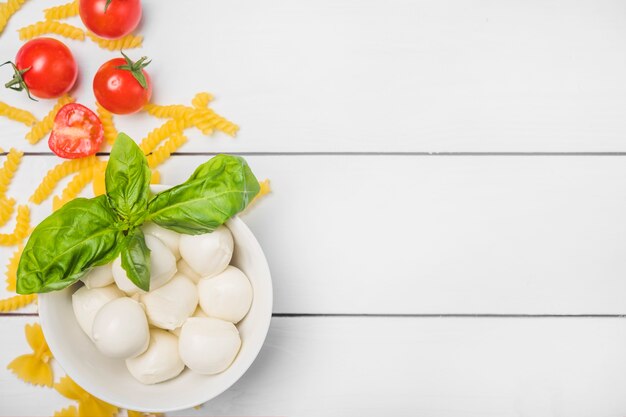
top-left (39, 187), bottom-right (273, 412)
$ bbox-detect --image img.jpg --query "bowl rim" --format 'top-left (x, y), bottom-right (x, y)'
top-left (39, 195), bottom-right (273, 412)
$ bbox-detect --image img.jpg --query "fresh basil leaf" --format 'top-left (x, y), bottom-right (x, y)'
top-left (120, 228), bottom-right (151, 292)
top-left (16, 196), bottom-right (124, 294)
top-left (146, 155), bottom-right (260, 234)
top-left (105, 133), bottom-right (151, 223)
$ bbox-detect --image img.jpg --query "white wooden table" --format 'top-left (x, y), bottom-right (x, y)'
top-left (2, 0), bottom-right (626, 415)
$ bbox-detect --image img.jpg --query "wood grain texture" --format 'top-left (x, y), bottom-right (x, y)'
top-left (1, 0), bottom-right (626, 152)
top-left (3, 155), bottom-right (626, 314)
top-left (1, 316), bottom-right (626, 417)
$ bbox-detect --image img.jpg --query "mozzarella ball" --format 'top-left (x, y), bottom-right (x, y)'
top-left (72, 285), bottom-right (123, 340)
top-left (112, 235), bottom-right (177, 294)
top-left (142, 223), bottom-right (181, 260)
top-left (178, 317), bottom-right (241, 375)
top-left (176, 259), bottom-right (201, 284)
top-left (140, 274), bottom-right (198, 330)
top-left (92, 298), bottom-right (149, 359)
top-left (170, 306), bottom-right (206, 337)
top-left (81, 264), bottom-right (114, 289)
top-left (179, 226), bottom-right (233, 278)
top-left (198, 266), bottom-right (253, 323)
top-left (126, 329), bottom-right (184, 384)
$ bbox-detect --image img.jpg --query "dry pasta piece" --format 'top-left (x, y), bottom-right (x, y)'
top-left (52, 166), bottom-right (95, 211)
top-left (0, 148), bottom-right (23, 197)
top-left (150, 170), bottom-right (160, 184)
top-left (54, 406), bottom-right (78, 417)
top-left (7, 323), bottom-right (52, 386)
top-left (43, 0), bottom-right (78, 20)
top-left (0, 0), bottom-right (27, 33)
top-left (18, 20), bottom-right (85, 41)
top-left (127, 411), bottom-right (162, 417)
top-left (143, 103), bottom-right (193, 119)
top-left (246, 179), bottom-right (271, 211)
top-left (0, 293), bottom-right (36, 312)
top-left (96, 102), bottom-right (117, 145)
top-left (55, 376), bottom-right (119, 417)
top-left (0, 197), bottom-right (16, 227)
top-left (146, 132), bottom-right (187, 168)
top-left (5, 245), bottom-right (22, 291)
top-left (31, 156), bottom-right (97, 204)
top-left (191, 92), bottom-right (213, 108)
top-left (87, 31), bottom-right (142, 50)
top-left (25, 95), bottom-right (74, 144)
top-left (187, 108), bottom-right (238, 136)
top-left (139, 118), bottom-right (191, 154)
top-left (0, 101), bottom-right (37, 126)
top-left (91, 160), bottom-right (107, 196)
top-left (0, 205), bottom-right (30, 245)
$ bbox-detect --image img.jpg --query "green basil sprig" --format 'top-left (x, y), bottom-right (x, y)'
top-left (16, 133), bottom-right (260, 294)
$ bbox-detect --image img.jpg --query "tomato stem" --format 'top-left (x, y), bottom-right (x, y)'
top-left (0, 61), bottom-right (37, 101)
top-left (104, 0), bottom-right (112, 12)
top-left (115, 51), bottom-right (151, 90)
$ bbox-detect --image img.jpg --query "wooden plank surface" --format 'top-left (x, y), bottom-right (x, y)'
top-left (2, 0), bottom-right (626, 152)
top-left (2, 154), bottom-right (626, 315)
top-left (1, 316), bottom-right (626, 417)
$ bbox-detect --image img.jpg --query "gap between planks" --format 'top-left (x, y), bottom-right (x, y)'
top-left (9, 152), bottom-right (626, 157)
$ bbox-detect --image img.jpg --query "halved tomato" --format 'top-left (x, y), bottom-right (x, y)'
top-left (49, 103), bottom-right (104, 159)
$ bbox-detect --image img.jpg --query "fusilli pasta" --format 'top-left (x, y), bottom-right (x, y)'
top-left (188, 108), bottom-right (238, 136)
top-left (25, 95), bottom-right (74, 144)
top-left (43, 0), bottom-right (78, 20)
top-left (5, 245), bottom-right (22, 291)
top-left (144, 103), bottom-right (193, 119)
top-left (91, 160), bottom-right (107, 196)
top-left (30, 156), bottom-right (97, 204)
top-left (18, 20), bottom-right (85, 41)
top-left (150, 170), bottom-right (160, 184)
top-left (191, 92), bottom-right (213, 108)
top-left (0, 205), bottom-right (30, 245)
top-left (0, 148), bottom-right (23, 197)
top-left (0, 101), bottom-right (37, 126)
top-left (52, 166), bottom-right (95, 211)
top-left (87, 31), bottom-right (142, 50)
top-left (146, 132), bottom-right (187, 168)
top-left (139, 118), bottom-right (191, 154)
top-left (96, 102), bottom-right (117, 145)
top-left (0, 0), bottom-right (27, 33)
top-left (0, 294), bottom-right (36, 312)
top-left (0, 197), bottom-right (16, 228)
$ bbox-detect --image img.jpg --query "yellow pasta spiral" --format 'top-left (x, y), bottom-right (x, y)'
top-left (187, 108), bottom-right (238, 136)
top-left (147, 133), bottom-right (187, 168)
top-left (0, 0), bottom-right (27, 33)
top-left (43, 0), bottom-right (78, 20)
top-left (139, 118), bottom-right (191, 154)
top-left (96, 102), bottom-right (117, 145)
top-left (0, 294), bottom-right (36, 312)
top-left (0, 149), bottom-right (23, 197)
top-left (0, 197), bottom-right (15, 228)
top-left (87, 31), bottom-right (143, 50)
top-left (25, 95), bottom-right (74, 144)
top-left (0, 101), bottom-right (37, 126)
top-left (150, 170), bottom-right (160, 184)
top-left (52, 166), bottom-right (95, 211)
top-left (144, 103), bottom-right (193, 119)
top-left (18, 20), bottom-right (85, 41)
top-left (0, 205), bottom-right (30, 246)
top-left (91, 160), bottom-right (107, 196)
top-left (191, 92), bottom-right (213, 108)
top-left (30, 156), bottom-right (97, 204)
top-left (5, 245), bottom-right (22, 292)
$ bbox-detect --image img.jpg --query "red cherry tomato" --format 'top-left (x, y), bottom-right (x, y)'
top-left (5, 38), bottom-right (77, 99)
top-left (49, 103), bottom-right (104, 159)
top-left (79, 0), bottom-right (142, 39)
top-left (93, 54), bottom-right (152, 115)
